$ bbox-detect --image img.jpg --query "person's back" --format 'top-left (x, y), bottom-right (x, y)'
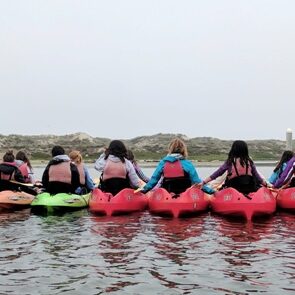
top-left (141, 138), bottom-right (213, 194)
top-left (203, 140), bottom-right (267, 194)
top-left (274, 155), bottom-right (295, 188)
top-left (15, 150), bottom-right (35, 184)
top-left (0, 150), bottom-right (25, 191)
top-left (42, 146), bottom-right (80, 194)
top-left (161, 154), bottom-right (192, 194)
top-left (94, 140), bottom-right (140, 195)
top-left (224, 158), bottom-right (260, 194)
top-left (269, 151), bottom-right (293, 186)
top-left (69, 150), bottom-right (95, 194)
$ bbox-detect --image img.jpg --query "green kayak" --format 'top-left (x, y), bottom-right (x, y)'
top-left (31, 192), bottom-right (91, 214)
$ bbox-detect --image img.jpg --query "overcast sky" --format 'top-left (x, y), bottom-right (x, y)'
top-left (1, 0), bottom-right (294, 140)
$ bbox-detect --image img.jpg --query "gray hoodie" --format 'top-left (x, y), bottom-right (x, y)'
top-left (94, 153), bottom-right (140, 188)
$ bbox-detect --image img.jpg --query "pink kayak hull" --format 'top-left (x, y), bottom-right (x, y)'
top-left (89, 188), bottom-right (148, 216)
top-left (148, 187), bottom-right (209, 218)
top-left (0, 190), bottom-right (35, 210)
top-left (211, 187), bottom-right (276, 221)
top-left (276, 187), bottom-right (295, 211)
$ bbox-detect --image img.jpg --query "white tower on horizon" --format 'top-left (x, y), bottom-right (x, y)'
top-left (286, 128), bottom-right (293, 150)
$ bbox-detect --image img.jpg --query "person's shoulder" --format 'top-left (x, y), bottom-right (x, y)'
top-left (181, 158), bottom-right (193, 164)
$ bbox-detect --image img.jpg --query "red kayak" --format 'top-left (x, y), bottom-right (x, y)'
top-left (0, 190), bottom-right (35, 211)
top-left (89, 188), bottom-right (148, 216)
top-left (276, 187), bottom-right (295, 211)
top-left (211, 187), bottom-right (276, 221)
top-left (148, 187), bottom-right (209, 218)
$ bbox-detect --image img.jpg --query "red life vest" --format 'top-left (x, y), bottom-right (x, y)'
top-left (228, 159), bottom-right (253, 180)
top-left (163, 160), bottom-right (184, 178)
top-left (48, 161), bottom-right (72, 184)
top-left (18, 163), bottom-right (29, 182)
top-left (102, 159), bottom-right (127, 180)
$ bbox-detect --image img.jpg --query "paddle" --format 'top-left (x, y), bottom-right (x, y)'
top-left (9, 180), bottom-right (35, 187)
top-left (9, 180), bottom-right (43, 188)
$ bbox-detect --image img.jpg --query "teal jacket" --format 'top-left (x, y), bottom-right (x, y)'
top-left (142, 153), bottom-right (214, 194)
top-left (268, 163), bottom-right (287, 185)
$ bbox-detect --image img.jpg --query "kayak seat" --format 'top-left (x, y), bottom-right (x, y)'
top-left (224, 175), bottom-right (260, 195)
top-left (100, 178), bottom-right (131, 196)
top-left (161, 177), bottom-right (191, 195)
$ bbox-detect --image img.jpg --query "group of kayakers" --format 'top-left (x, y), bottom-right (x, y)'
top-left (0, 138), bottom-right (294, 196)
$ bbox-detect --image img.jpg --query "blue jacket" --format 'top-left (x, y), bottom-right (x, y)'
top-left (142, 154), bottom-right (214, 194)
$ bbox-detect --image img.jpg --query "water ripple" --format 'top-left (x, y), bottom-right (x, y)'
top-left (0, 209), bottom-right (295, 294)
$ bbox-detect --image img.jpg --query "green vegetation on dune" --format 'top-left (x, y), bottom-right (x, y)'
top-left (0, 132), bottom-right (293, 162)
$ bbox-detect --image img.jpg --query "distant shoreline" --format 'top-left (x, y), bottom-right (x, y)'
top-left (31, 159), bottom-right (277, 168)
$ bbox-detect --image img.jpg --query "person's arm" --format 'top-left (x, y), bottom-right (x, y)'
top-left (134, 163), bottom-right (150, 183)
top-left (186, 162), bottom-right (215, 193)
top-left (142, 160), bottom-right (165, 193)
top-left (251, 163), bottom-right (267, 186)
top-left (183, 161), bottom-right (202, 184)
top-left (203, 162), bottom-right (229, 184)
top-left (125, 160), bottom-right (141, 188)
top-left (84, 166), bottom-right (95, 190)
top-left (94, 153), bottom-right (106, 172)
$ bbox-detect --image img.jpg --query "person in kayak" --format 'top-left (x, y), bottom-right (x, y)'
top-left (202, 140), bottom-right (269, 194)
top-left (69, 150), bottom-right (96, 194)
top-left (274, 154), bottom-right (295, 188)
top-left (94, 140), bottom-right (141, 196)
top-left (268, 150), bottom-right (293, 185)
top-left (15, 150), bottom-right (36, 184)
top-left (138, 138), bottom-right (214, 194)
top-left (42, 145), bottom-right (80, 194)
top-left (126, 149), bottom-right (150, 185)
top-left (0, 150), bottom-right (26, 191)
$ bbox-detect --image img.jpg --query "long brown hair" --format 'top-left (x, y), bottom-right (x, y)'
top-left (16, 151), bottom-right (32, 169)
top-left (273, 150), bottom-right (293, 173)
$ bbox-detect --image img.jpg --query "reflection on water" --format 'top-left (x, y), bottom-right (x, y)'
top-left (0, 201), bottom-right (295, 293)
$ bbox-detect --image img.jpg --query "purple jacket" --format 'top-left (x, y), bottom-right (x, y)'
top-left (209, 160), bottom-right (264, 183)
top-left (274, 156), bottom-right (295, 188)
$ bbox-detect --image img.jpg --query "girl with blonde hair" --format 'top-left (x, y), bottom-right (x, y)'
top-left (69, 150), bottom-right (96, 194)
top-left (140, 138), bottom-right (213, 194)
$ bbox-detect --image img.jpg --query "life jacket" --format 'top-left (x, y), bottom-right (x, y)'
top-left (75, 163), bottom-right (85, 185)
top-left (288, 164), bottom-right (295, 187)
top-left (163, 160), bottom-right (184, 178)
top-left (18, 163), bottom-right (30, 182)
top-left (225, 159), bottom-right (258, 194)
top-left (227, 159), bottom-right (253, 179)
top-left (48, 161), bottom-right (72, 184)
top-left (0, 162), bottom-right (18, 181)
top-left (162, 160), bottom-right (191, 194)
top-left (102, 159), bottom-right (127, 180)
top-left (100, 159), bottom-right (130, 195)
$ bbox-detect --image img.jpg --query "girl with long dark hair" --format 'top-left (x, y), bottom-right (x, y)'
top-left (202, 140), bottom-right (268, 194)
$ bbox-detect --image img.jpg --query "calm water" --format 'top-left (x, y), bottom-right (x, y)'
top-left (0, 166), bottom-right (294, 295)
